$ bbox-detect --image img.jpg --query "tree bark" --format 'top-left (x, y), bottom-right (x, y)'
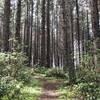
top-left (3, 0), bottom-right (11, 52)
top-left (46, 0), bottom-right (50, 67)
top-left (40, 0), bottom-right (46, 66)
top-left (15, 0), bottom-right (21, 43)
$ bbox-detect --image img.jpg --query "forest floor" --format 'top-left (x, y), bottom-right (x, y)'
top-left (34, 74), bottom-right (62, 100)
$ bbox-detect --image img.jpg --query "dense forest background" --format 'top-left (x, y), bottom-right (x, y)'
top-left (0, 0), bottom-right (100, 100)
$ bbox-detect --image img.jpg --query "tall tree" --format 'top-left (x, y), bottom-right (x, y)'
top-left (91, 0), bottom-right (100, 67)
top-left (40, 0), bottom-right (46, 66)
top-left (70, 3), bottom-right (74, 69)
top-left (76, 0), bottom-right (81, 63)
top-left (29, 0), bottom-right (34, 66)
top-left (61, 0), bottom-right (76, 84)
top-left (24, 0), bottom-right (30, 65)
top-left (46, 0), bottom-right (50, 67)
top-left (15, 0), bottom-right (22, 43)
top-left (3, 0), bottom-right (11, 52)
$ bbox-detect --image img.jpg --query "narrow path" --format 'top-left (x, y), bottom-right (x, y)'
top-left (37, 76), bottom-right (61, 100)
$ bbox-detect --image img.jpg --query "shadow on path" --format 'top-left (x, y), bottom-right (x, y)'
top-left (37, 76), bottom-right (61, 100)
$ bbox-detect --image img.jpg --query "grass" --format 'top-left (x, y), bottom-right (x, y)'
top-left (1, 67), bottom-right (100, 100)
top-left (57, 80), bottom-right (100, 100)
top-left (20, 77), bottom-right (42, 100)
top-left (20, 68), bottom-right (100, 100)
top-left (58, 85), bottom-right (79, 100)
top-left (1, 77), bottom-right (42, 100)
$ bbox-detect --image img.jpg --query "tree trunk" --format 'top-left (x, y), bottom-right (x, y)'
top-left (40, 0), bottom-right (46, 66)
top-left (91, 0), bottom-right (100, 67)
top-left (76, 0), bottom-right (81, 64)
top-left (15, 0), bottom-right (21, 43)
top-left (3, 0), bottom-right (11, 52)
top-left (46, 0), bottom-right (50, 67)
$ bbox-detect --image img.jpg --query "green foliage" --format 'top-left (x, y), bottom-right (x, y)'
top-left (81, 40), bottom-right (95, 69)
top-left (58, 66), bottom-right (100, 99)
top-left (58, 83), bottom-right (79, 99)
top-left (0, 77), bottom-right (23, 99)
top-left (45, 68), bottom-right (67, 79)
top-left (0, 50), bottom-right (35, 99)
top-left (0, 79), bottom-right (11, 97)
top-left (0, 70), bottom-right (42, 100)
top-left (76, 67), bottom-right (100, 99)
top-left (77, 67), bottom-right (100, 83)
top-left (0, 52), bottom-right (27, 77)
top-left (17, 69), bottom-right (32, 84)
top-left (81, 54), bottom-right (94, 70)
top-left (77, 82), bottom-right (100, 99)
top-left (20, 78), bottom-right (42, 100)
top-left (34, 66), bottom-right (48, 74)
top-left (58, 81), bottom-right (100, 100)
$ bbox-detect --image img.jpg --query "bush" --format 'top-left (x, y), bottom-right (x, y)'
top-left (0, 53), bottom-right (9, 76)
top-left (0, 80), bottom-right (10, 97)
top-left (34, 66), bottom-right (47, 74)
top-left (0, 50), bottom-right (29, 99)
top-left (45, 68), bottom-right (67, 78)
top-left (0, 76), bottom-right (24, 99)
top-left (0, 52), bottom-right (27, 78)
top-left (17, 69), bottom-right (32, 84)
top-left (77, 82), bottom-right (100, 99)
top-left (77, 67), bottom-right (100, 83)
top-left (76, 66), bottom-right (100, 99)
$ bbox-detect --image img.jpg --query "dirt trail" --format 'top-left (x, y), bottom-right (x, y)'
top-left (38, 77), bottom-right (61, 100)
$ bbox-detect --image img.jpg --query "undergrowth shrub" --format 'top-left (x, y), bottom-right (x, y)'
top-left (34, 66), bottom-right (47, 74)
top-left (77, 67), bottom-right (100, 83)
top-left (0, 52), bottom-right (27, 78)
top-left (76, 66), bottom-right (100, 99)
top-left (59, 81), bottom-right (100, 99)
top-left (17, 69), bottom-right (32, 84)
top-left (0, 51), bottom-right (31, 99)
top-left (0, 79), bottom-right (11, 97)
top-left (0, 39), bottom-right (34, 99)
top-left (0, 76), bottom-right (23, 99)
top-left (77, 82), bottom-right (100, 99)
top-left (45, 68), bottom-right (67, 78)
